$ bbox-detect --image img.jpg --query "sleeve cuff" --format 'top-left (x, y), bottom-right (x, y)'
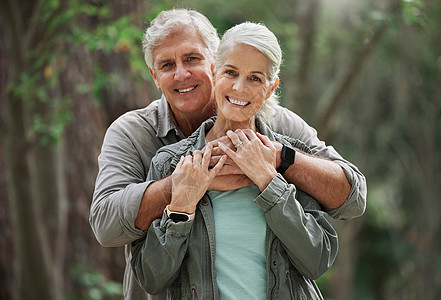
top-left (254, 173), bottom-right (289, 212)
top-left (160, 209), bottom-right (194, 236)
top-left (120, 181), bottom-right (153, 237)
top-left (324, 161), bottom-right (366, 220)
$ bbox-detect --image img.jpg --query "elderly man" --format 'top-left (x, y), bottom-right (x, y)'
top-left (90, 8), bottom-right (366, 300)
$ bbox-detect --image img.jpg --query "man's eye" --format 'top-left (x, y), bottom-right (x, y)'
top-left (161, 62), bottom-right (173, 69)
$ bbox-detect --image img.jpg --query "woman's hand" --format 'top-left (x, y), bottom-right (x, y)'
top-left (170, 143), bottom-right (226, 214)
top-left (218, 129), bottom-right (277, 191)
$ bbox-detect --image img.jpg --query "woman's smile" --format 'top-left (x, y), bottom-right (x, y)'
top-left (226, 96), bottom-right (250, 106)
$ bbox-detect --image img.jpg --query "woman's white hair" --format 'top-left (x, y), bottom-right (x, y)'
top-left (143, 9), bottom-right (220, 69)
top-left (214, 22), bottom-right (282, 122)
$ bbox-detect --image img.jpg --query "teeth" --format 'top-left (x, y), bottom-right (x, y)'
top-left (178, 86), bottom-right (195, 93)
top-left (228, 97), bottom-right (249, 106)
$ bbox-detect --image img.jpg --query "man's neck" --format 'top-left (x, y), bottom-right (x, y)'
top-left (173, 102), bottom-right (216, 137)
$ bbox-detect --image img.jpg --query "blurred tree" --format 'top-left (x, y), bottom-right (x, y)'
top-left (1, 0), bottom-right (440, 299)
top-left (332, 0), bottom-right (441, 298)
top-left (0, 1), bottom-right (70, 298)
top-left (0, 0), bottom-right (153, 298)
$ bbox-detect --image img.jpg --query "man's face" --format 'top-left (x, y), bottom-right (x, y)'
top-left (149, 27), bottom-right (215, 117)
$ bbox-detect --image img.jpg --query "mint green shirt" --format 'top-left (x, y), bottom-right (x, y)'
top-left (209, 185), bottom-right (267, 300)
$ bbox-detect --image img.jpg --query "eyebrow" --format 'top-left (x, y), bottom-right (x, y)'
top-left (184, 51), bottom-right (204, 58)
top-left (155, 51), bottom-right (205, 68)
top-left (156, 59), bottom-right (172, 67)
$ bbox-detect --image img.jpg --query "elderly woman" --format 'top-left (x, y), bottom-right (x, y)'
top-left (131, 22), bottom-right (338, 299)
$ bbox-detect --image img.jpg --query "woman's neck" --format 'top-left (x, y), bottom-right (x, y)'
top-left (206, 115), bottom-right (256, 142)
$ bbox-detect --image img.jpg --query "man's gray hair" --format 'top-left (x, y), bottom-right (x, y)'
top-left (214, 22), bottom-right (282, 122)
top-left (143, 9), bottom-right (220, 69)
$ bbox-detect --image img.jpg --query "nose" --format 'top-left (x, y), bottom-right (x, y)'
top-left (174, 62), bottom-right (191, 81)
top-left (232, 78), bottom-right (247, 93)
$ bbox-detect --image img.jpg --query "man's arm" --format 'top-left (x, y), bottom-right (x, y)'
top-left (135, 177), bottom-right (172, 231)
top-left (274, 143), bottom-right (350, 209)
top-left (267, 105), bottom-right (367, 220)
top-left (90, 108), bottom-right (166, 246)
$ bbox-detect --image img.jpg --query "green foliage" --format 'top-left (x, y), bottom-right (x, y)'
top-left (8, 0), bottom-right (146, 145)
top-left (68, 265), bottom-right (123, 300)
top-left (31, 97), bottom-right (73, 146)
top-left (401, 0), bottom-right (427, 26)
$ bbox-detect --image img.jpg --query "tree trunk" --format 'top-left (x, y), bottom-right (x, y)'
top-left (0, 1), bottom-right (67, 298)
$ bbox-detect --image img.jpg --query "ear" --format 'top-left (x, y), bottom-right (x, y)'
top-left (149, 67), bottom-right (161, 91)
top-left (271, 78), bottom-right (279, 93)
top-left (266, 77), bottom-right (279, 99)
top-left (211, 64), bottom-right (216, 84)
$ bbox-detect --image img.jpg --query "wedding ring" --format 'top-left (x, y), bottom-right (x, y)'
top-left (234, 140), bottom-right (243, 148)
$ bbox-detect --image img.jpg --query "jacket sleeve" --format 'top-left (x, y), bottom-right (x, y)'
top-left (254, 174), bottom-right (338, 280)
top-left (131, 211), bottom-right (193, 294)
top-left (130, 153), bottom-right (192, 294)
top-left (267, 105), bottom-right (367, 220)
top-left (89, 115), bottom-right (162, 247)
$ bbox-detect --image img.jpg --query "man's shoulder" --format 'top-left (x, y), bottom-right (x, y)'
top-left (267, 105), bottom-right (304, 134)
top-left (114, 99), bottom-right (161, 125)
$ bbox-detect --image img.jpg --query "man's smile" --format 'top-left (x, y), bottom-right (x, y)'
top-left (176, 85), bottom-right (197, 94)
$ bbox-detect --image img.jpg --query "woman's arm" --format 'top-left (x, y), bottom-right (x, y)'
top-left (131, 212), bottom-right (194, 294)
top-left (131, 144), bottom-right (225, 293)
top-left (218, 129), bottom-right (337, 279)
top-left (255, 174), bottom-right (338, 279)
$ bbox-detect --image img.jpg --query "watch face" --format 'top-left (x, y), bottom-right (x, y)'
top-left (283, 146), bottom-right (296, 164)
top-left (170, 212), bottom-right (189, 222)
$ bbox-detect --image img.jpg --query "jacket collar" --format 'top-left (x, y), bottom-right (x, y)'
top-left (157, 95), bottom-right (185, 139)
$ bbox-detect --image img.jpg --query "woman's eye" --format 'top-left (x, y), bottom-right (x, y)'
top-left (187, 57), bottom-right (202, 63)
top-left (225, 70), bottom-right (235, 76)
top-left (251, 76), bottom-right (262, 82)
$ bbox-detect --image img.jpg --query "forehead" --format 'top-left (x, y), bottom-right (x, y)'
top-left (152, 27), bottom-right (213, 66)
top-left (220, 44), bottom-right (269, 74)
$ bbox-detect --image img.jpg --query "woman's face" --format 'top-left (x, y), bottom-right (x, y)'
top-left (214, 43), bottom-right (277, 123)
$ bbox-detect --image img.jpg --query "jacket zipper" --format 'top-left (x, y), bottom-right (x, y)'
top-left (285, 270), bottom-right (295, 300)
top-left (191, 285), bottom-right (198, 300)
top-left (269, 237), bottom-right (277, 299)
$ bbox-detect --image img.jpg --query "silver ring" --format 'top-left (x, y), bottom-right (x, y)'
top-left (234, 140), bottom-right (243, 148)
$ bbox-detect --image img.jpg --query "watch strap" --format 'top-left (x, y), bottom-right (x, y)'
top-left (276, 145), bottom-right (296, 174)
top-left (166, 205), bottom-right (195, 222)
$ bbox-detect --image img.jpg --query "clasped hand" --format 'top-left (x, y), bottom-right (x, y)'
top-left (170, 130), bottom-right (277, 213)
top-left (217, 129), bottom-right (278, 191)
top-left (170, 143), bottom-right (226, 214)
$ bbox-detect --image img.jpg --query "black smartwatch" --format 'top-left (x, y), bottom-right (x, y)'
top-left (277, 145), bottom-right (296, 174)
top-left (166, 205), bottom-right (195, 222)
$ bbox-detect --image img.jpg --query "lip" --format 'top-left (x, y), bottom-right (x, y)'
top-left (175, 85), bottom-right (198, 94)
top-left (227, 96), bottom-right (250, 106)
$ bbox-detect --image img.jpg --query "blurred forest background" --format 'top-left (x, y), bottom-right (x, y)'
top-left (0, 0), bottom-right (440, 299)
